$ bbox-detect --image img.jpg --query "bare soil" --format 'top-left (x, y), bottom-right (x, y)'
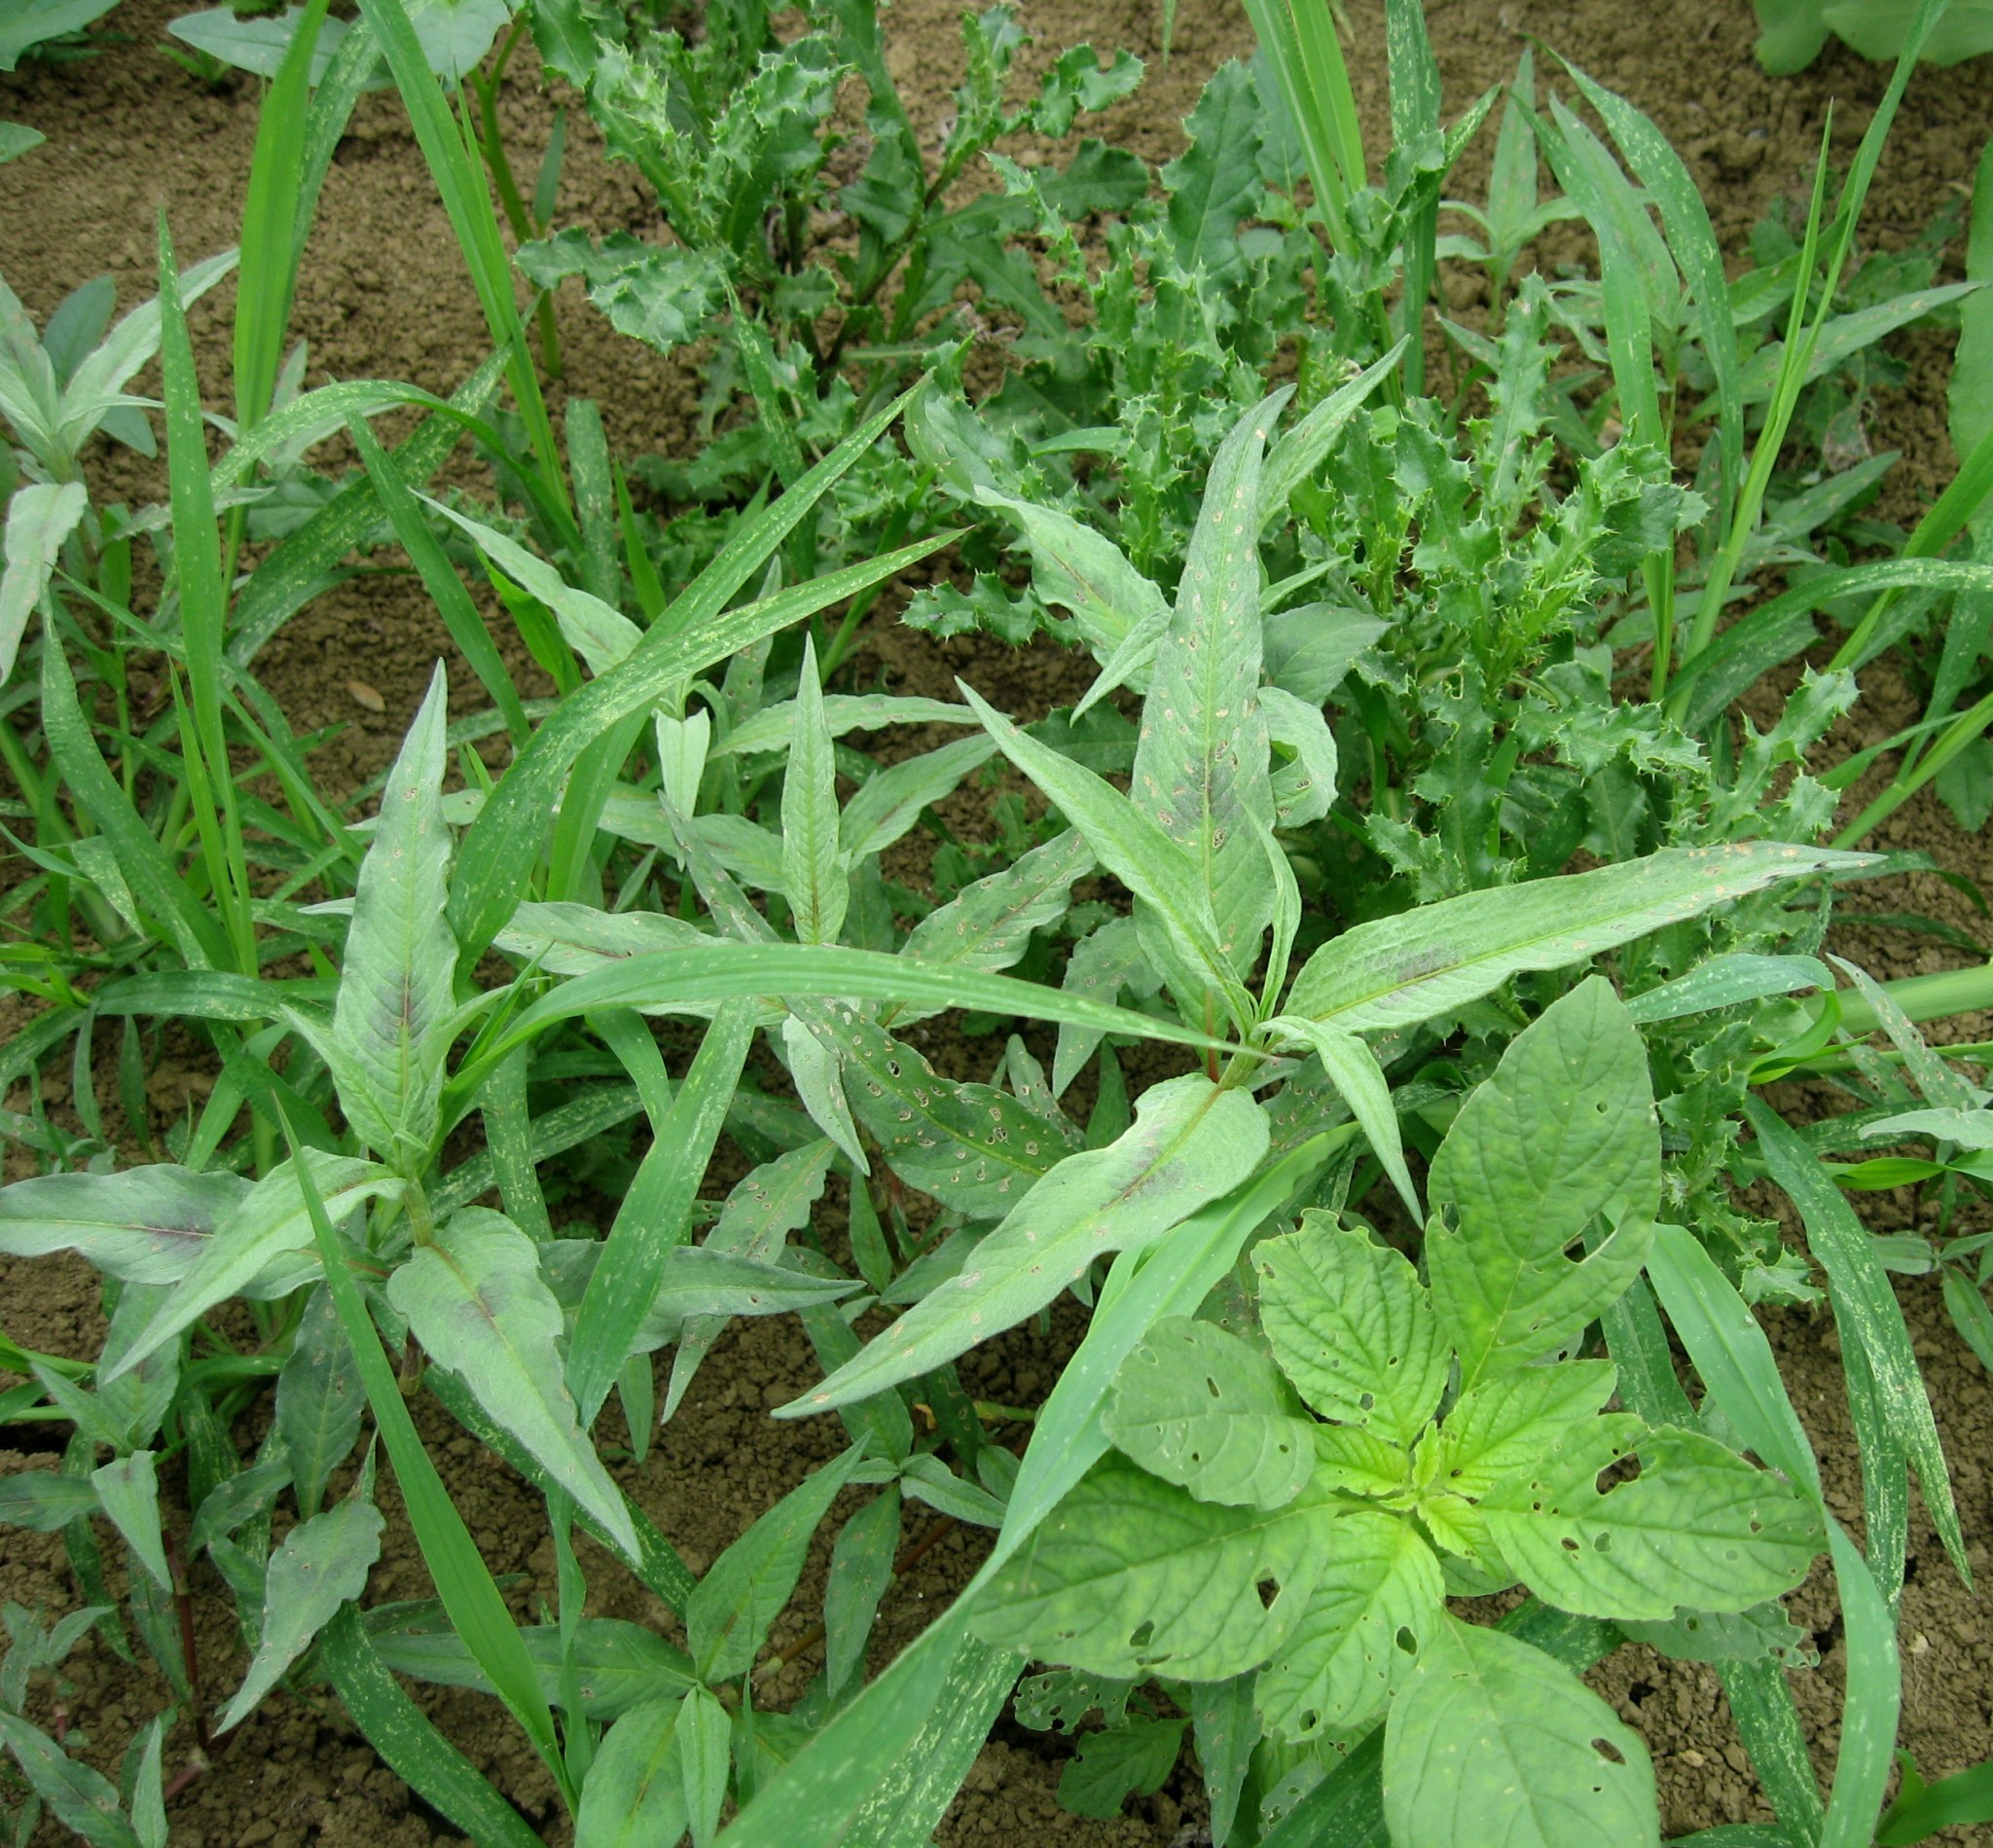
top-left (6, 0), bottom-right (1993, 1841)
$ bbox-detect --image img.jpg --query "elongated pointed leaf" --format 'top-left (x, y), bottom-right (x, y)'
top-left (277, 1285), bottom-right (363, 1520)
top-left (90, 1452), bottom-right (168, 1590)
top-left (781, 636), bottom-right (845, 945)
top-left (0, 1165), bottom-right (252, 1287)
top-left (576, 1695), bottom-right (691, 1848)
top-left (388, 1208), bottom-right (637, 1556)
top-left (220, 1492), bottom-right (383, 1728)
top-left (840, 732), bottom-right (997, 865)
top-left (1286, 844), bottom-right (1870, 1031)
top-left (0, 479), bottom-right (86, 683)
top-left (1264, 1019), bottom-right (1418, 1221)
top-left (785, 1073), bottom-right (1270, 1415)
top-left (0, 1712), bottom-right (140, 1848)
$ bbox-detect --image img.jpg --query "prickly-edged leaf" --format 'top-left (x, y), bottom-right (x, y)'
top-left (1261, 686), bottom-right (1338, 828)
top-left (781, 635), bottom-right (846, 946)
top-left (840, 733), bottom-right (998, 865)
top-left (103, 1155), bottom-right (398, 1383)
top-left (1262, 1019), bottom-right (1419, 1223)
top-left (1058, 1717), bottom-right (1187, 1820)
top-left (575, 1694), bottom-right (691, 1848)
top-left (788, 1074), bottom-right (1270, 1415)
top-left (666, 1138), bottom-right (839, 1419)
top-left (793, 1002), bottom-right (1077, 1217)
top-left (387, 1208), bottom-right (638, 1557)
top-left (1285, 843), bottom-right (1872, 1032)
top-left (685, 1444), bottom-right (868, 1684)
top-left (0, 1712), bottom-right (140, 1848)
top-left (896, 829), bottom-right (1095, 1020)
top-left (1427, 979), bottom-right (1659, 1383)
top-left (1052, 916), bottom-right (1160, 1096)
top-left (1256, 1214), bottom-right (1447, 1444)
top-left (0, 1164), bottom-right (253, 1287)
top-left (824, 1486), bottom-right (899, 1694)
top-left (958, 683), bottom-right (1250, 1029)
top-left (1131, 397), bottom-right (1282, 988)
top-left (1468, 1419), bottom-right (1822, 1621)
top-left (1160, 60), bottom-right (1262, 277)
top-left (334, 664), bottom-right (456, 1165)
top-left (1101, 1317), bottom-right (1314, 1509)
top-left (1256, 1507), bottom-right (1447, 1743)
top-left (781, 1014), bottom-right (867, 1173)
top-left (973, 1451), bottom-right (1334, 1682)
top-left (1382, 1616), bottom-right (1659, 1848)
top-left (277, 1283), bottom-right (363, 1520)
top-left (975, 489), bottom-right (1168, 661)
top-left (219, 1491), bottom-right (384, 1728)
top-left (1418, 1359), bottom-right (1618, 1513)
top-left (89, 1452), bottom-right (168, 1589)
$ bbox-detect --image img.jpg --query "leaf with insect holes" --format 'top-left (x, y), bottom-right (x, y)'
top-left (781, 636), bottom-right (846, 946)
top-left (575, 1694), bottom-right (691, 1848)
top-left (330, 665), bottom-right (457, 1167)
top-left (1285, 843), bottom-right (1872, 1033)
top-left (1417, 1359), bottom-right (1618, 1512)
top-left (1131, 396), bottom-right (1283, 996)
top-left (1101, 1318), bottom-right (1314, 1510)
top-left (666, 1139), bottom-right (839, 1420)
top-left (1256, 1215), bottom-right (1447, 1446)
top-left (1426, 980), bottom-right (1659, 1385)
top-left (220, 1491), bottom-right (383, 1729)
top-left (972, 1451), bottom-right (1336, 1682)
top-left (790, 1002), bottom-right (1077, 1218)
top-left (685, 1445), bottom-right (869, 1684)
top-left (387, 1208), bottom-right (638, 1558)
top-left (1454, 1418), bottom-right (1822, 1621)
top-left (1383, 1616), bottom-right (1659, 1848)
top-left (788, 1074), bottom-right (1268, 1415)
top-left (1058, 1717), bottom-right (1187, 1820)
top-left (1256, 1507), bottom-right (1446, 1743)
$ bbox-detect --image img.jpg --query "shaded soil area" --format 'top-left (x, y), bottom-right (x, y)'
top-left (6, 0), bottom-right (1993, 1841)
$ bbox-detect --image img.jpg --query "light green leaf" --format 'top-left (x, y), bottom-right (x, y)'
top-left (1382, 1616), bottom-right (1658, 1848)
top-left (1132, 397), bottom-right (1282, 992)
top-left (780, 1014), bottom-right (866, 1173)
top-left (839, 733), bottom-right (998, 865)
top-left (387, 1208), bottom-right (638, 1557)
top-left (1311, 1424), bottom-right (1415, 1501)
top-left (1262, 1019), bottom-right (1419, 1222)
top-left (718, 693), bottom-right (977, 758)
top-left (786, 1073), bottom-right (1270, 1415)
top-left (1470, 1419), bottom-right (1822, 1620)
top-left (1256, 1214), bottom-right (1447, 1445)
top-left (1102, 1317), bottom-right (1315, 1510)
top-left (103, 1153), bottom-right (399, 1380)
top-left (0, 1470), bottom-right (99, 1531)
top-left (685, 1445), bottom-right (867, 1684)
top-left (364, 1610), bottom-right (694, 1718)
top-left (972, 1452), bottom-right (1334, 1682)
top-left (0, 1164), bottom-right (252, 1288)
top-left (1427, 979), bottom-right (1658, 1384)
top-left (1259, 345), bottom-right (1404, 528)
top-left (1286, 843), bottom-right (1869, 1032)
top-left (1419, 1360), bottom-right (1617, 1510)
top-left (575, 1695), bottom-right (690, 1848)
top-left (0, 479), bottom-right (86, 684)
top-left (276, 1284), bottom-right (363, 1520)
top-left (220, 1491), bottom-right (384, 1728)
top-left (1261, 686), bottom-right (1339, 829)
top-left (1192, 1675), bottom-right (1258, 1848)
top-left (333, 664), bottom-right (456, 1167)
top-left (781, 635), bottom-right (846, 945)
top-left (1257, 1507), bottom-right (1445, 1742)
top-left (680, 1685), bottom-right (730, 1848)
top-left (90, 1452), bottom-right (168, 1590)
top-left (495, 900), bottom-right (709, 985)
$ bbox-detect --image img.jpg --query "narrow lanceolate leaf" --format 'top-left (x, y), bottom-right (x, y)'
top-left (0, 479), bottom-right (87, 683)
top-left (1102, 1318), bottom-right (1316, 1510)
top-left (840, 733), bottom-right (997, 864)
top-left (718, 694), bottom-right (977, 758)
top-left (1131, 396), bottom-right (1283, 984)
top-left (824, 1489), bottom-right (899, 1695)
top-left (220, 1492), bottom-right (383, 1728)
top-left (1286, 843), bottom-right (1871, 1031)
top-left (1747, 1098), bottom-right (1969, 1583)
top-left (1383, 1617), bottom-right (1659, 1848)
top-left (1426, 980), bottom-right (1659, 1385)
top-left (1256, 1214), bottom-right (1447, 1445)
top-left (0, 1165), bottom-right (252, 1287)
top-left (334, 664), bottom-right (456, 1166)
top-left (276, 1284), bottom-right (363, 1520)
top-left (781, 1016), bottom-right (866, 1175)
top-left (973, 1452), bottom-right (1334, 1682)
top-left (1262, 1020), bottom-right (1419, 1222)
top-left (895, 828), bottom-right (1095, 1018)
top-left (1256, 1508), bottom-right (1445, 1742)
top-left (575, 1695), bottom-right (691, 1848)
top-left (388, 1208), bottom-right (638, 1557)
top-left (1467, 1419), bottom-right (1822, 1620)
top-left (784, 1074), bottom-right (1271, 1415)
top-left (0, 1712), bottom-right (141, 1848)
top-left (791, 1003), bottom-right (1076, 1217)
top-left (685, 1445), bottom-right (867, 1684)
top-left (781, 636), bottom-right (846, 946)
top-left (103, 1154), bottom-right (400, 1380)
top-left (90, 1452), bottom-right (169, 1589)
